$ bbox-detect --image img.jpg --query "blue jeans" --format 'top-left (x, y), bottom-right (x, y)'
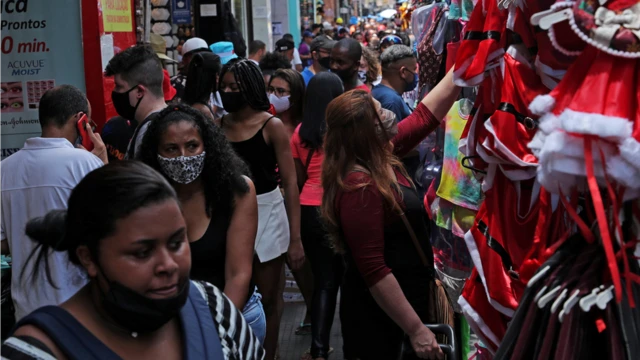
top-left (242, 287), bottom-right (266, 344)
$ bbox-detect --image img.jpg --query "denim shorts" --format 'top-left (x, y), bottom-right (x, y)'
top-left (242, 287), bottom-right (266, 344)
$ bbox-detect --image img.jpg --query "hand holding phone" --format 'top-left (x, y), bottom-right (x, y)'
top-left (76, 114), bottom-right (94, 151)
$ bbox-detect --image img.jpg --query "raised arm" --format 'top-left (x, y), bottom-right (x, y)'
top-left (392, 68), bottom-right (460, 158)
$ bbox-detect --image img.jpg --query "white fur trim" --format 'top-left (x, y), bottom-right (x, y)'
top-left (607, 156), bottom-right (640, 189)
top-left (619, 137), bottom-right (640, 170)
top-left (558, 109), bottom-right (633, 140)
top-left (537, 113), bottom-right (561, 134)
top-left (464, 231), bottom-right (517, 317)
top-left (529, 95), bottom-right (556, 115)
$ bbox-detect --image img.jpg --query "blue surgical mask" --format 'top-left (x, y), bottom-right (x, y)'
top-left (403, 70), bottom-right (418, 92)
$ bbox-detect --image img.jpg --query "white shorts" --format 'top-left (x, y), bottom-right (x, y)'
top-left (255, 187), bottom-right (290, 263)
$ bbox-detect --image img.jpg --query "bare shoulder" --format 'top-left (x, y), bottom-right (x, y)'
top-left (12, 324), bottom-right (67, 360)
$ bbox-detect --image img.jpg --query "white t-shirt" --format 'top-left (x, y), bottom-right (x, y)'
top-left (1, 137), bottom-right (103, 320)
top-left (292, 48), bottom-right (302, 69)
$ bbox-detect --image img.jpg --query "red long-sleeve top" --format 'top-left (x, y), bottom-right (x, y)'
top-left (336, 103), bottom-right (440, 287)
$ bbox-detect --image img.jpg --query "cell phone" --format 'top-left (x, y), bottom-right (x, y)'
top-left (76, 114), bottom-right (94, 151)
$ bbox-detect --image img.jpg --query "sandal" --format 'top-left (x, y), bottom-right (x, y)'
top-left (295, 322), bottom-right (312, 335)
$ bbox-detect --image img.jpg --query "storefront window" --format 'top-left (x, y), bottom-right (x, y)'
top-left (231, 0), bottom-right (248, 45)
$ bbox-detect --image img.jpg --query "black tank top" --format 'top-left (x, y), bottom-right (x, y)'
top-left (222, 116), bottom-right (278, 195)
top-left (189, 214), bottom-right (255, 295)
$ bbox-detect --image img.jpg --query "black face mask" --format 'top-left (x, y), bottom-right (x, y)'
top-left (219, 91), bottom-right (247, 113)
top-left (332, 67), bottom-right (356, 83)
top-left (100, 276), bottom-right (190, 335)
top-left (317, 56), bottom-right (331, 70)
top-left (111, 86), bottom-right (143, 121)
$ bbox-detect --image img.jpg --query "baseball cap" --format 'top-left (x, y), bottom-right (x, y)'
top-left (303, 31), bottom-right (314, 38)
top-left (275, 38), bottom-right (295, 52)
top-left (182, 37), bottom-right (210, 56)
top-left (209, 41), bottom-right (238, 64)
top-left (310, 35), bottom-right (337, 52)
top-left (150, 33), bottom-right (177, 63)
top-left (336, 18), bottom-right (344, 25)
top-left (322, 21), bottom-right (333, 30)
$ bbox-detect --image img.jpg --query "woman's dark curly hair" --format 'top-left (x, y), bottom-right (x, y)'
top-left (137, 104), bottom-right (250, 217)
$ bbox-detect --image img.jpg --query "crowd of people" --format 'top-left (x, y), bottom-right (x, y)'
top-left (0, 15), bottom-right (465, 360)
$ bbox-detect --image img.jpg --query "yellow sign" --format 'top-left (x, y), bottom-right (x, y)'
top-left (102, 0), bottom-right (133, 32)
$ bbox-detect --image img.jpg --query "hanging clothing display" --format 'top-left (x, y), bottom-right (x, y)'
top-left (407, 0), bottom-right (639, 357)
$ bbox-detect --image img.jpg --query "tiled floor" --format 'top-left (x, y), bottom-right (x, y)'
top-left (278, 302), bottom-right (344, 360)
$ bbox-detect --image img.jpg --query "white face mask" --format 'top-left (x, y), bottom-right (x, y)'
top-left (268, 93), bottom-right (291, 114)
top-left (157, 152), bottom-right (206, 184)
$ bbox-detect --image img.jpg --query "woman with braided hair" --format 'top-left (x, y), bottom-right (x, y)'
top-left (215, 58), bottom-right (304, 360)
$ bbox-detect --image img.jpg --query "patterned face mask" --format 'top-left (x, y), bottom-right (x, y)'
top-left (157, 152), bottom-right (206, 184)
top-left (376, 108), bottom-right (399, 141)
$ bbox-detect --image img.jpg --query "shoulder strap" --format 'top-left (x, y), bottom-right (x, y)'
top-left (180, 282), bottom-right (224, 360)
top-left (304, 148), bottom-right (315, 173)
top-left (399, 213), bottom-right (430, 267)
top-left (11, 306), bottom-right (120, 360)
top-left (300, 148), bottom-right (316, 187)
top-left (126, 116), bottom-right (154, 159)
top-left (260, 116), bottom-right (277, 130)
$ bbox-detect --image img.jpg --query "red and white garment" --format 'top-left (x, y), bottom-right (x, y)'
top-left (529, 46), bottom-right (640, 194)
top-left (461, 168), bottom-right (569, 350)
top-left (453, 0), bottom-right (508, 86)
top-left (459, 269), bottom-right (507, 353)
top-left (479, 46), bottom-right (550, 181)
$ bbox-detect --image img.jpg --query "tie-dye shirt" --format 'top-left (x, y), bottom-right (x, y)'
top-left (436, 100), bottom-right (482, 210)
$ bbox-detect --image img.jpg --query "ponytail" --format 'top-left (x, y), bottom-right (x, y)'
top-left (22, 210), bottom-right (70, 288)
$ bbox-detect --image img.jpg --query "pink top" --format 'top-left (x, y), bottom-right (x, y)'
top-left (290, 124), bottom-right (324, 206)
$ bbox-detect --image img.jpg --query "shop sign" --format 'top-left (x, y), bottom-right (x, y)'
top-left (172, 0), bottom-right (192, 24)
top-left (1, 0), bottom-right (86, 159)
top-left (102, 0), bottom-right (133, 32)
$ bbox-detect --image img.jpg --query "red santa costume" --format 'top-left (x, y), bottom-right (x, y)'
top-left (528, 0), bottom-right (640, 303)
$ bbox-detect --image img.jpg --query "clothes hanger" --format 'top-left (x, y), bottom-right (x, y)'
top-left (461, 156), bottom-right (487, 175)
top-left (531, 8), bottom-right (573, 30)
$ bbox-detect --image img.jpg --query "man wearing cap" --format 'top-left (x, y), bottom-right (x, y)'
top-left (322, 21), bottom-right (334, 38)
top-left (171, 37), bottom-right (211, 102)
top-left (300, 35), bottom-right (336, 85)
top-left (275, 37), bottom-right (303, 72)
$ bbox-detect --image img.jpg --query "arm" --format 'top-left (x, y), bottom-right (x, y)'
top-left (266, 119), bottom-right (305, 270)
top-left (392, 68), bottom-right (460, 158)
top-left (224, 177), bottom-right (258, 309)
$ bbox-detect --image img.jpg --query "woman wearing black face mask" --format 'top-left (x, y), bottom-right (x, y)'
top-left (2, 162), bottom-right (264, 360)
top-left (216, 58), bottom-right (304, 360)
